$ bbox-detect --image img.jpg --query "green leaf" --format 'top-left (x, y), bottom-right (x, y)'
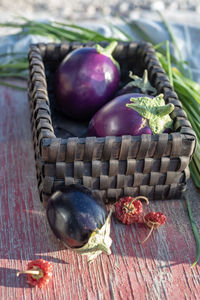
top-left (184, 193), bottom-right (200, 267)
top-left (166, 40), bottom-right (173, 87)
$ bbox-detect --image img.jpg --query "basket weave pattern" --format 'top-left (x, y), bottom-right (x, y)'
top-left (28, 41), bottom-right (196, 203)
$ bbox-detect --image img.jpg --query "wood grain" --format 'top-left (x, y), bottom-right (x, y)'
top-left (0, 81), bottom-right (200, 300)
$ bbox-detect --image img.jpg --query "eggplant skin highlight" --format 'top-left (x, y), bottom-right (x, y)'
top-left (54, 44), bottom-right (120, 121)
top-left (46, 184), bottom-right (108, 248)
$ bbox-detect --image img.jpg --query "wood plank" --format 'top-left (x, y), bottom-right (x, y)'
top-left (0, 82), bottom-right (200, 299)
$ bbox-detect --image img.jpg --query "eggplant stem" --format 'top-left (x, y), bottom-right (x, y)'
top-left (126, 103), bottom-right (147, 115)
top-left (96, 41), bottom-right (117, 56)
top-left (156, 103), bottom-right (174, 116)
top-left (70, 207), bottom-right (113, 262)
top-left (97, 242), bottom-right (112, 255)
top-left (95, 41), bottom-right (120, 71)
top-left (128, 69), bottom-right (156, 95)
top-left (142, 69), bottom-right (148, 85)
top-left (104, 41), bottom-right (118, 55)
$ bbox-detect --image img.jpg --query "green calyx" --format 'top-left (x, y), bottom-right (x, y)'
top-left (67, 207), bottom-right (113, 262)
top-left (126, 94), bottom-right (174, 135)
top-left (128, 69), bottom-right (157, 95)
top-left (95, 41), bottom-right (120, 71)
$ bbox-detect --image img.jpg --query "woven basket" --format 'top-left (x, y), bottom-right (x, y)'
top-left (28, 41), bottom-right (196, 204)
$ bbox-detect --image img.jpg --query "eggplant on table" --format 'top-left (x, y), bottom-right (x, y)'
top-left (46, 184), bottom-right (113, 262)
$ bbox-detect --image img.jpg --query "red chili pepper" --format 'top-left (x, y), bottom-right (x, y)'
top-left (114, 196), bottom-right (149, 224)
top-left (141, 211), bottom-right (167, 244)
top-left (17, 259), bottom-right (53, 288)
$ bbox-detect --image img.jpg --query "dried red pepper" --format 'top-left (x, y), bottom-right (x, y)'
top-left (114, 196), bottom-right (149, 224)
top-left (141, 211), bottom-right (167, 243)
top-left (17, 259), bottom-right (53, 288)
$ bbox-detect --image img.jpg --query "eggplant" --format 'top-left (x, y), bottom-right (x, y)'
top-left (55, 41), bottom-right (120, 121)
top-left (87, 93), bottom-right (174, 137)
top-left (116, 70), bottom-right (157, 97)
top-left (46, 184), bottom-right (113, 261)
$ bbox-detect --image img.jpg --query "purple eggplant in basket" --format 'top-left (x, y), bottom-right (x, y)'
top-left (87, 93), bottom-right (174, 137)
top-left (55, 41), bottom-right (120, 121)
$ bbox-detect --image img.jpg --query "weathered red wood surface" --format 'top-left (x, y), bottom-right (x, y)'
top-left (0, 81), bottom-right (200, 300)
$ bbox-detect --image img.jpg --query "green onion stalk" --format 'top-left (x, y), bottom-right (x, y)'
top-left (184, 194), bottom-right (200, 267)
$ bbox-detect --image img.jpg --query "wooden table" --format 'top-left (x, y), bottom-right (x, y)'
top-left (0, 81), bottom-right (200, 300)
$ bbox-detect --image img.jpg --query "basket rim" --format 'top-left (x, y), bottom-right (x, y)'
top-left (28, 41), bottom-right (197, 153)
